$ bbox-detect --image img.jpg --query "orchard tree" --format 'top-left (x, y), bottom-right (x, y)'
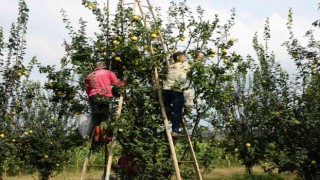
top-left (0, 0), bottom-right (31, 177)
top-left (278, 9), bottom-right (320, 179)
top-left (219, 18), bottom-right (294, 173)
top-left (217, 8), bottom-right (320, 178)
top-left (0, 1), bottom-right (83, 179)
top-left (45, 0), bottom-right (246, 178)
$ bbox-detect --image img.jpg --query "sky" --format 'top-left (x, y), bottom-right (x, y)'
top-left (0, 0), bottom-right (319, 81)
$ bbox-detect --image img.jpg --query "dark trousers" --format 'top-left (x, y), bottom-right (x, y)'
top-left (89, 95), bottom-right (110, 126)
top-left (89, 95), bottom-right (114, 138)
top-left (162, 90), bottom-right (185, 132)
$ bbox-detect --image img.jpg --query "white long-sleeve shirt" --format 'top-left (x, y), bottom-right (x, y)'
top-left (163, 61), bottom-right (191, 92)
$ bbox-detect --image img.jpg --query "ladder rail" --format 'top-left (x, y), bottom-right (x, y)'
top-left (81, 1), bottom-right (203, 179)
top-left (80, 145), bottom-right (91, 180)
top-left (80, 127), bottom-right (96, 180)
top-left (134, 0), bottom-right (182, 179)
top-left (136, 1), bottom-right (202, 179)
top-left (154, 67), bottom-right (182, 180)
top-left (181, 120), bottom-right (203, 180)
top-left (105, 94), bottom-right (125, 180)
top-left (145, 0), bottom-right (170, 67)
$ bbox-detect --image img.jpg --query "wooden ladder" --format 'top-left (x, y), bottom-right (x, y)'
top-left (81, 0), bottom-right (203, 179)
top-left (80, 94), bottom-right (125, 180)
top-left (123, 0), bottom-right (202, 179)
top-left (80, 1), bottom-right (125, 179)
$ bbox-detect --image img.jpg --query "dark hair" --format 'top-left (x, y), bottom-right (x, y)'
top-left (172, 51), bottom-right (185, 62)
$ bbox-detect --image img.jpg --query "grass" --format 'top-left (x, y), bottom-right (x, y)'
top-left (202, 166), bottom-right (300, 180)
top-left (3, 166), bottom-right (300, 180)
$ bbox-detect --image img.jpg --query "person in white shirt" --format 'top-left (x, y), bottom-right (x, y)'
top-left (162, 51), bottom-right (205, 136)
top-left (162, 52), bottom-right (189, 136)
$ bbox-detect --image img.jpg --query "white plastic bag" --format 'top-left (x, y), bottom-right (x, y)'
top-left (77, 114), bottom-right (92, 138)
top-left (184, 88), bottom-right (194, 107)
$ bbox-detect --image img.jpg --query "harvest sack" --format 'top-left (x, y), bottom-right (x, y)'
top-left (77, 114), bottom-right (92, 138)
top-left (184, 88), bottom-right (194, 107)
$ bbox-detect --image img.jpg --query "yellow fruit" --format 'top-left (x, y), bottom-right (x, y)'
top-left (223, 59), bottom-right (229, 64)
top-left (22, 71), bottom-right (28, 75)
top-left (229, 38), bottom-right (235, 43)
top-left (179, 36), bottom-right (185, 41)
top-left (131, 36), bottom-right (138, 41)
top-left (153, 30), bottom-right (160, 35)
top-left (132, 15), bottom-right (139, 21)
top-left (87, 3), bottom-right (96, 10)
top-left (272, 111), bottom-right (280, 117)
top-left (24, 132), bottom-right (29, 135)
top-left (57, 91), bottom-right (63, 96)
top-left (113, 40), bottom-right (119, 45)
top-left (150, 33), bottom-right (158, 39)
top-left (311, 160), bottom-right (316, 165)
top-left (221, 49), bottom-right (227, 54)
top-left (0, 133), bottom-right (4, 138)
top-left (29, 130), bottom-right (33, 133)
top-left (115, 56), bottom-right (121, 61)
top-left (44, 155), bottom-right (49, 159)
top-left (17, 72), bottom-right (22, 76)
top-left (12, 139), bottom-right (16, 142)
top-left (292, 119), bottom-right (301, 125)
top-left (234, 148), bottom-right (239, 152)
top-left (240, 103), bottom-right (244, 106)
top-left (230, 87), bottom-right (234, 91)
top-left (210, 49), bottom-right (216, 54)
top-left (245, 143), bottom-right (251, 147)
top-left (262, 80), bottom-right (267, 83)
top-left (209, 53), bottom-right (215, 58)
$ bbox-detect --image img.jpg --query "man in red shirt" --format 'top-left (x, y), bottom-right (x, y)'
top-left (85, 61), bottom-right (126, 142)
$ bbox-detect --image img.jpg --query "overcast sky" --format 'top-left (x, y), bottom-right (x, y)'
top-left (1, 0), bottom-right (319, 81)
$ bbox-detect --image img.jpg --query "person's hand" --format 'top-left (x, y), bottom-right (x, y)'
top-left (122, 80), bottom-right (127, 86)
top-left (196, 52), bottom-right (205, 62)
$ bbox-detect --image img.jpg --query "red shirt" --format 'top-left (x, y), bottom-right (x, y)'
top-left (85, 69), bottom-right (125, 97)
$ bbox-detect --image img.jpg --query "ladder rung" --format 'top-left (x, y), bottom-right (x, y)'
top-left (178, 160), bottom-right (195, 163)
top-left (172, 134), bottom-right (187, 137)
top-left (87, 165), bottom-right (108, 167)
top-left (123, 3), bottom-right (149, 9)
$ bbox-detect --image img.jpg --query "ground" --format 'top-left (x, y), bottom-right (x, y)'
top-left (3, 166), bottom-right (300, 180)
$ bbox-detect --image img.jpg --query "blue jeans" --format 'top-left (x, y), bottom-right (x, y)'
top-left (162, 90), bottom-right (184, 132)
